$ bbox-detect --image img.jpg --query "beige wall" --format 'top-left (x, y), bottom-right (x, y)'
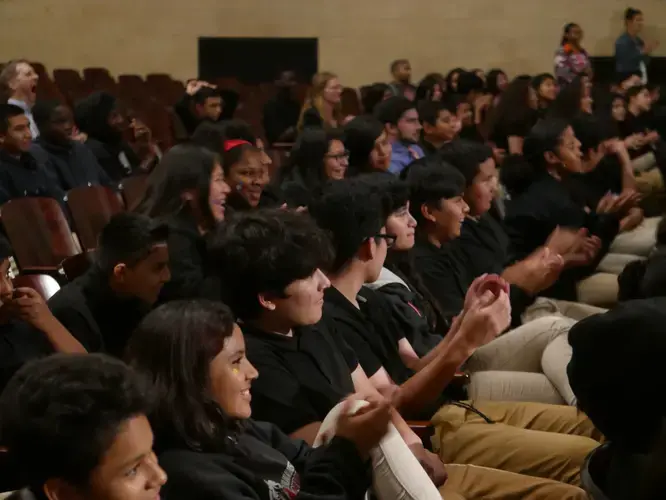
top-left (2, 0), bottom-right (666, 87)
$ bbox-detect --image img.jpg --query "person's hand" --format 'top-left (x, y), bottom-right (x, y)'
top-left (335, 395), bottom-right (391, 460)
top-left (645, 131), bottom-right (660, 143)
top-left (620, 206), bottom-right (645, 232)
top-left (457, 288), bottom-right (511, 350)
top-left (71, 126), bottom-right (87, 143)
top-left (474, 94), bottom-right (493, 111)
top-left (625, 134), bottom-right (644, 150)
top-left (493, 147), bottom-right (506, 164)
top-left (186, 79), bottom-right (205, 95)
top-left (504, 247), bottom-right (564, 295)
top-left (546, 226), bottom-right (588, 256)
top-left (8, 288), bottom-right (57, 332)
top-left (131, 119), bottom-right (152, 145)
top-left (408, 444), bottom-right (448, 486)
top-left (342, 115), bottom-right (355, 125)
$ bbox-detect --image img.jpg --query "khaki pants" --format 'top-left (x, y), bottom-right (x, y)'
top-left (610, 216), bottom-right (661, 257)
top-left (576, 272), bottom-right (619, 307)
top-left (635, 167), bottom-right (663, 194)
top-left (433, 401), bottom-right (602, 486)
top-left (466, 316), bottom-right (577, 405)
top-left (443, 464), bottom-right (588, 500)
top-left (523, 297), bottom-right (607, 322)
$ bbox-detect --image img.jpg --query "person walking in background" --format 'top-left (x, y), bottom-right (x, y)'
top-left (554, 23), bottom-right (592, 85)
top-left (615, 7), bottom-right (659, 83)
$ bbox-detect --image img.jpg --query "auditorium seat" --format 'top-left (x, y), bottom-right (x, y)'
top-left (0, 198), bottom-right (79, 273)
top-left (66, 186), bottom-right (125, 251)
top-left (12, 274), bottom-right (61, 301)
top-left (119, 174), bottom-right (150, 211)
top-left (59, 251), bottom-right (94, 281)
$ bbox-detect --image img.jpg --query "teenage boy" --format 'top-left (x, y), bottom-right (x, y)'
top-left (388, 59), bottom-right (416, 100)
top-left (0, 354), bottom-right (167, 499)
top-left (311, 175), bottom-right (601, 490)
top-left (417, 100), bottom-right (460, 155)
top-left (30, 100), bottom-right (115, 190)
top-left (374, 96), bottom-right (423, 175)
top-left (209, 208), bottom-right (592, 499)
top-left (48, 213), bottom-right (170, 357)
top-left (0, 59), bottom-right (40, 137)
top-left (174, 81), bottom-right (223, 137)
top-left (0, 103), bottom-right (66, 206)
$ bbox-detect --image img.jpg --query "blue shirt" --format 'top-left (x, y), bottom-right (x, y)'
top-left (389, 141), bottom-right (423, 175)
top-left (7, 98), bottom-right (39, 139)
top-left (615, 32), bottom-right (647, 75)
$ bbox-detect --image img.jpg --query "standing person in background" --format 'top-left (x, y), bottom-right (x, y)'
top-left (555, 23), bottom-right (592, 85)
top-left (262, 70), bottom-right (301, 145)
top-left (389, 59), bottom-right (417, 100)
top-left (297, 72), bottom-right (344, 130)
top-left (0, 59), bottom-right (40, 138)
top-left (615, 7), bottom-right (659, 83)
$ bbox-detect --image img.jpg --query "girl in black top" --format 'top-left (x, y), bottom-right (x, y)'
top-left (126, 300), bottom-right (387, 500)
top-left (504, 118), bottom-right (627, 300)
top-left (486, 69), bottom-right (509, 104)
top-left (549, 75), bottom-right (594, 123)
top-left (135, 144), bottom-right (230, 302)
top-left (343, 115), bottom-right (391, 177)
top-left (277, 128), bottom-right (348, 208)
top-left (445, 68), bottom-right (464, 94)
top-left (531, 73), bottom-right (558, 114)
top-left (485, 77), bottom-right (539, 154)
top-left (415, 74), bottom-right (445, 103)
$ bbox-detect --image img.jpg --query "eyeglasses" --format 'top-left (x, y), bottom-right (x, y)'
top-left (325, 150), bottom-right (350, 160)
top-left (374, 234), bottom-right (397, 248)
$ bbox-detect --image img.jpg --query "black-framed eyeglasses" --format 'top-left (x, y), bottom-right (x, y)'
top-left (374, 234), bottom-right (397, 248)
top-left (325, 150), bottom-right (350, 160)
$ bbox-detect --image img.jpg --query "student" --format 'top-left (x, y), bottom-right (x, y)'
top-left (344, 115), bottom-right (391, 176)
top-left (126, 299), bottom-right (386, 500)
top-left (485, 77), bottom-right (539, 154)
top-left (615, 7), bottom-right (658, 82)
top-left (0, 103), bottom-right (66, 206)
top-left (568, 299), bottom-right (666, 500)
top-left (174, 80), bottom-right (223, 137)
top-left (621, 85), bottom-right (661, 157)
top-left (262, 70), bottom-right (300, 145)
top-left (298, 72), bottom-right (344, 130)
top-left (532, 73), bottom-right (558, 112)
top-left (554, 23), bottom-right (592, 84)
top-left (445, 68), bottom-right (464, 94)
top-left (503, 118), bottom-right (632, 306)
top-left (0, 59), bottom-right (39, 138)
top-left (388, 59), bottom-right (417, 100)
top-left (277, 128), bottom-right (348, 207)
top-left (550, 76), bottom-right (593, 123)
top-left (209, 208), bottom-right (593, 499)
top-left (30, 100), bottom-right (115, 190)
top-left (0, 235), bottom-right (85, 392)
top-left (135, 144), bottom-right (230, 303)
top-left (414, 73), bottom-right (445, 103)
top-left (222, 139), bottom-right (270, 211)
top-left (456, 71), bottom-right (490, 131)
top-left (310, 177), bottom-right (602, 488)
top-left (361, 82), bottom-right (391, 115)
top-left (48, 213), bottom-right (170, 357)
top-left (418, 100), bottom-right (460, 155)
top-left (486, 69), bottom-right (509, 103)
top-left (0, 354), bottom-right (167, 499)
top-left (374, 96), bottom-right (423, 175)
top-left (74, 92), bottom-right (155, 182)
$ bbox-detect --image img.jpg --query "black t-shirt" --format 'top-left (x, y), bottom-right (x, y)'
top-left (490, 111), bottom-right (537, 152)
top-left (0, 319), bottom-right (53, 391)
top-left (620, 111), bottom-right (654, 159)
top-left (322, 286), bottom-right (413, 385)
top-left (242, 322), bottom-right (357, 435)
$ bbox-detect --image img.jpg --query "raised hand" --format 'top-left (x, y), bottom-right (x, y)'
top-left (335, 396), bottom-right (391, 459)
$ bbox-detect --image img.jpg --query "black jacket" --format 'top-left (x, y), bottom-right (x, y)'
top-left (159, 420), bottom-right (370, 500)
top-left (157, 211), bottom-right (223, 303)
top-left (48, 266), bottom-right (151, 356)
top-left (0, 150), bottom-right (66, 207)
top-left (263, 94), bottom-right (300, 145)
top-left (30, 139), bottom-right (115, 191)
top-left (504, 172), bottom-right (619, 300)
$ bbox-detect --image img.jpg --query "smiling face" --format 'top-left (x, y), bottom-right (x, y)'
top-left (225, 149), bottom-right (269, 208)
top-left (209, 162), bottom-right (231, 221)
top-left (1, 113), bottom-right (32, 153)
top-left (323, 78), bottom-right (343, 105)
top-left (323, 139), bottom-right (349, 180)
top-left (538, 78), bottom-right (558, 102)
top-left (42, 104), bottom-right (75, 145)
top-left (386, 203), bottom-right (417, 251)
top-left (79, 415), bottom-right (166, 500)
top-left (209, 324), bottom-right (259, 420)
top-left (370, 129), bottom-right (392, 171)
top-left (554, 126), bottom-right (584, 173)
top-left (424, 196), bottom-right (469, 241)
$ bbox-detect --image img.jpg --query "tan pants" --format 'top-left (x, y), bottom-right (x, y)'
top-left (443, 464), bottom-right (588, 500)
top-left (466, 316), bottom-right (577, 405)
top-left (576, 272), bottom-right (619, 307)
top-left (433, 401), bottom-right (602, 486)
top-left (523, 297), bottom-right (607, 323)
top-left (610, 216), bottom-right (661, 257)
top-left (635, 166), bottom-right (664, 194)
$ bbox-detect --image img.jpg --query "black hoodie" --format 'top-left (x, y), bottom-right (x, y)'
top-left (159, 419), bottom-right (371, 500)
top-left (74, 92), bottom-right (141, 182)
